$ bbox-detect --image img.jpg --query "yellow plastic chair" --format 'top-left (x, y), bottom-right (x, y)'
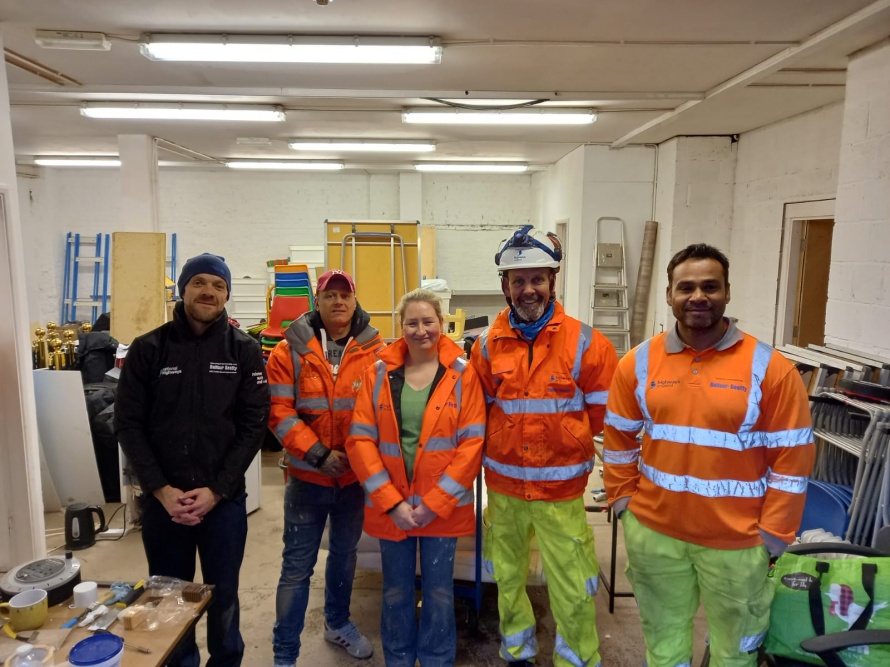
top-left (444, 308), bottom-right (466, 342)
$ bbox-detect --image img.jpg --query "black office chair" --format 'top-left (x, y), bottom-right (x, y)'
top-left (700, 526), bottom-right (890, 667)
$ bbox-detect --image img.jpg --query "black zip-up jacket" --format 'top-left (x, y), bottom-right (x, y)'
top-left (114, 301), bottom-right (270, 499)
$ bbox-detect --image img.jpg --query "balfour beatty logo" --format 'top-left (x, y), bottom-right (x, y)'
top-left (650, 379), bottom-right (680, 389)
top-left (550, 373), bottom-right (572, 384)
top-left (710, 381), bottom-right (748, 392)
top-left (209, 362), bottom-right (238, 374)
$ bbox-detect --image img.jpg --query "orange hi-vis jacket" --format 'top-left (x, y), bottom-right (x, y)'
top-left (267, 310), bottom-right (383, 487)
top-left (470, 303), bottom-right (618, 502)
top-left (603, 322), bottom-right (815, 550)
top-left (345, 336), bottom-right (485, 542)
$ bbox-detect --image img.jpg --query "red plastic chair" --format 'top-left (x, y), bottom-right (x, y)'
top-left (261, 295), bottom-right (310, 339)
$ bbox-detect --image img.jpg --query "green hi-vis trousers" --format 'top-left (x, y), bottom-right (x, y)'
top-left (484, 490), bottom-right (601, 667)
top-left (622, 510), bottom-right (773, 667)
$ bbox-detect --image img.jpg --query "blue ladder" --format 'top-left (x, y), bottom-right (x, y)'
top-left (61, 232), bottom-right (110, 324)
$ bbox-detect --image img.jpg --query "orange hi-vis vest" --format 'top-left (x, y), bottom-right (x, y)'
top-left (346, 336), bottom-right (485, 541)
top-left (470, 303), bottom-right (618, 502)
top-left (603, 323), bottom-right (815, 550)
top-left (267, 313), bottom-right (383, 487)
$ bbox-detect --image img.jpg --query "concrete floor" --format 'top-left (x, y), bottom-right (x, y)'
top-left (43, 452), bottom-right (707, 666)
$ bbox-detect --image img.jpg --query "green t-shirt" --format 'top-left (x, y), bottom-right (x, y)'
top-left (400, 382), bottom-right (431, 483)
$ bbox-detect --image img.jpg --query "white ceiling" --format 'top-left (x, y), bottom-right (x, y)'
top-left (2, 0), bottom-right (889, 169)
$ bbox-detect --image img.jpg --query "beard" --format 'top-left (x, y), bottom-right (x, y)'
top-left (185, 299), bottom-right (224, 323)
top-left (513, 296), bottom-right (547, 323)
top-left (680, 307), bottom-right (722, 330)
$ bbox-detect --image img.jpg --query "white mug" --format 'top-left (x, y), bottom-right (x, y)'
top-left (73, 581), bottom-right (98, 608)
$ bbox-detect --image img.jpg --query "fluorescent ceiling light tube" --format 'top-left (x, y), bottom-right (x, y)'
top-left (226, 161), bottom-right (344, 171)
top-left (35, 157), bottom-right (121, 167)
top-left (289, 139), bottom-right (436, 153)
top-left (35, 29), bottom-right (111, 51)
top-left (81, 103), bottom-right (285, 122)
top-left (415, 163), bottom-right (528, 173)
top-left (141, 34), bottom-right (442, 64)
top-left (403, 109), bottom-right (596, 125)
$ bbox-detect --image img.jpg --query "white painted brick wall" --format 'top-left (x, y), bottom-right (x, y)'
top-left (730, 103), bottom-right (843, 342)
top-left (18, 168), bottom-right (533, 325)
top-left (650, 137), bottom-right (735, 336)
top-left (827, 42), bottom-right (890, 356)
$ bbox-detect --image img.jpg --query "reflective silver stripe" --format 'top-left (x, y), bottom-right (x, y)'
top-left (602, 448), bottom-right (640, 465)
top-left (451, 356), bottom-right (467, 374)
top-left (633, 340), bottom-right (652, 422)
top-left (640, 461), bottom-right (766, 498)
top-left (480, 328), bottom-right (491, 362)
top-left (647, 424), bottom-right (813, 451)
top-left (379, 441), bottom-right (401, 458)
top-left (457, 423), bottom-right (486, 440)
top-left (287, 453), bottom-right (317, 472)
top-left (365, 495), bottom-right (373, 507)
top-left (585, 576), bottom-right (598, 596)
top-left (363, 469), bottom-right (392, 494)
top-left (483, 454), bottom-right (594, 482)
top-left (500, 625), bottom-right (537, 661)
top-left (296, 397), bottom-right (328, 410)
top-left (290, 348), bottom-right (303, 383)
top-left (484, 393), bottom-right (496, 405)
top-left (605, 410), bottom-right (644, 433)
top-left (456, 489), bottom-right (475, 506)
top-left (572, 323), bottom-right (594, 382)
top-left (270, 384), bottom-right (295, 398)
top-left (275, 414), bottom-right (302, 440)
top-left (767, 469), bottom-right (808, 494)
top-left (333, 397), bottom-right (355, 410)
top-left (455, 375), bottom-right (463, 411)
top-left (739, 630), bottom-right (766, 652)
top-left (763, 427), bottom-right (813, 448)
top-left (495, 392), bottom-right (585, 414)
top-left (584, 390), bottom-right (608, 405)
top-left (437, 472), bottom-right (469, 500)
top-left (407, 494), bottom-right (422, 506)
top-left (739, 632), bottom-right (766, 653)
top-left (426, 437), bottom-right (457, 451)
top-left (740, 341), bottom-right (773, 434)
top-left (372, 361), bottom-right (386, 407)
top-left (555, 632), bottom-right (587, 667)
top-left (349, 422), bottom-right (378, 439)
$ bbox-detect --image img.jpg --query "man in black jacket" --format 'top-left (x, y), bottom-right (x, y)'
top-left (115, 253), bottom-right (270, 667)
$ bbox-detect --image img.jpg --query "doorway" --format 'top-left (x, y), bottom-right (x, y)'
top-left (555, 219), bottom-right (569, 305)
top-left (775, 200), bottom-right (835, 347)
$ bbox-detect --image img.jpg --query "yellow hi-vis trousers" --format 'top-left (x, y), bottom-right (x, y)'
top-left (622, 511), bottom-right (773, 667)
top-left (484, 490), bottom-right (601, 667)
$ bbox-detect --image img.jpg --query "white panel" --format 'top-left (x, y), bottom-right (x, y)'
top-left (245, 452), bottom-right (261, 515)
top-left (32, 369), bottom-right (105, 506)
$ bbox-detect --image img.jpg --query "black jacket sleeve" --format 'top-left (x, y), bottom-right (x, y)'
top-left (209, 337), bottom-right (271, 499)
top-left (113, 336), bottom-right (169, 494)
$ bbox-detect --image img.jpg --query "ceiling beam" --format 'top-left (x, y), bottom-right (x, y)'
top-left (611, 0), bottom-right (890, 147)
top-left (8, 84), bottom-right (705, 103)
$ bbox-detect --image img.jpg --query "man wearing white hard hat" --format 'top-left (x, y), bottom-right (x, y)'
top-left (470, 226), bottom-right (618, 667)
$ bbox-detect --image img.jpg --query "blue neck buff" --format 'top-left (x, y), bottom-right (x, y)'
top-left (509, 301), bottom-right (555, 340)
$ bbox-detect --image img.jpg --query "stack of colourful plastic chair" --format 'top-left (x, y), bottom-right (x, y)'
top-left (260, 264), bottom-right (315, 359)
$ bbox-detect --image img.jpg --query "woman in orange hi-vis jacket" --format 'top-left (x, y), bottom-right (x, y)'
top-left (346, 288), bottom-right (485, 667)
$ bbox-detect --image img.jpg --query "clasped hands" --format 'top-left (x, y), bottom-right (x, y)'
top-left (154, 485), bottom-right (221, 526)
top-left (389, 501), bottom-right (437, 531)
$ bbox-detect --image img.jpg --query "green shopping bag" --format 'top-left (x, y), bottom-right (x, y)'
top-left (765, 550), bottom-right (890, 667)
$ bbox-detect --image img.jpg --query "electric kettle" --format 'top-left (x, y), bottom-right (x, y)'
top-left (64, 503), bottom-right (106, 550)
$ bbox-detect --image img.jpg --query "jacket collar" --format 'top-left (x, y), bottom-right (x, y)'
top-left (664, 317), bottom-right (744, 354)
top-left (171, 300), bottom-right (229, 339)
top-left (493, 300), bottom-right (566, 338)
top-left (284, 303), bottom-right (379, 355)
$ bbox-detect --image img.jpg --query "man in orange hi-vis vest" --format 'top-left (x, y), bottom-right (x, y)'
top-left (604, 243), bottom-right (815, 667)
top-left (471, 226), bottom-right (618, 667)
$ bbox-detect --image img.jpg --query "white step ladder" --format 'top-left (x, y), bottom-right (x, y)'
top-left (590, 217), bottom-right (631, 356)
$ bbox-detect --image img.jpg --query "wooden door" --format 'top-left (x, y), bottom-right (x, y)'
top-left (792, 218), bottom-right (833, 347)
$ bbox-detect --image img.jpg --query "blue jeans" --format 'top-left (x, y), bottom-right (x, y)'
top-left (380, 536), bottom-right (458, 667)
top-left (141, 491), bottom-right (248, 667)
top-left (272, 478), bottom-right (365, 664)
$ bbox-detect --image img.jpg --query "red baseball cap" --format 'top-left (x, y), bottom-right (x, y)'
top-left (316, 269), bottom-right (356, 293)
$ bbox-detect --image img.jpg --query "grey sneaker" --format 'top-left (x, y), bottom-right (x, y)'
top-left (324, 621), bottom-right (373, 659)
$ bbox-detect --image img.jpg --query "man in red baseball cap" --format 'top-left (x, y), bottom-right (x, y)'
top-left (267, 268), bottom-right (384, 665)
